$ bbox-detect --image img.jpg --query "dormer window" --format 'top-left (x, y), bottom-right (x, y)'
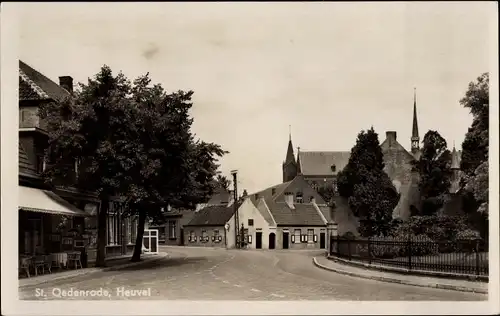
top-left (296, 191), bottom-right (303, 204)
top-left (331, 164), bottom-right (336, 172)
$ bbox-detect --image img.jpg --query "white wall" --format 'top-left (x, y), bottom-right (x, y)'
top-left (225, 214), bottom-right (237, 249)
top-left (237, 198), bottom-right (274, 249)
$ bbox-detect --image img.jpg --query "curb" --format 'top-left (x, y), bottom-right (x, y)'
top-left (327, 255), bottom-right (488, 282)
top-left (312, 257), bottom-right (488, 295)
top-left (19, 253), bottom-right (168, 289)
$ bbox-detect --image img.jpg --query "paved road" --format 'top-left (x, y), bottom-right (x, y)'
top-left (19, 246), bottom-right (487, 300)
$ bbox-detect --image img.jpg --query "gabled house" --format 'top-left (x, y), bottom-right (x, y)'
top-left (245, 175), bottom-right (330, 250)
top-left (18, 60), bottom-right (139, 262)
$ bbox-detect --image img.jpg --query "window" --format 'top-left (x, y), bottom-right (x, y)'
top-left (74, 158), bottom-right (80, 178)
top-left (296, 192), bottom-right (303, 204)
top-left (168, 220), bottom-right (177, 239)
top-left (202, 230), bottom-right (208, 242)
top-left (36, 155), bottom-right (45, 173)
top-left (248, 219), bottom-right (254, 226)
top-left (311, 182), bottom-right (318, 191)
top-left (189, 231), bottom-right (196, 242)
top-left (292, 229), bottom-right (301, 243)
top-left (212, 229), bottom-right (220, 242)
top-left (307, 229), bottom-right (314, 243)
top-left (331, 164), bottom-right (336, 172)
top-left (127, 216), bottom-right (137, 244)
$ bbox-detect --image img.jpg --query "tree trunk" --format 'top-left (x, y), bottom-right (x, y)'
top-left (95, 197), bottom-right (109, 267)
top-left (131, 209), bottom-right (147, 262)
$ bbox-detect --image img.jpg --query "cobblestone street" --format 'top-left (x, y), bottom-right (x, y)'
top-left (19, 247), bottom-right (487, 301)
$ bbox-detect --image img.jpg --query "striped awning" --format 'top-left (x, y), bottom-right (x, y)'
top-left (19, 186), bottom-right (90, 217)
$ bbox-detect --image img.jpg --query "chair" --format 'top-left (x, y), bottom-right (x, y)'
top-left (67, 252), bottom-right (82, 269)
top-left (34, 255), bottom-right (46, 276)
top-left (43, 255), bottom-right (52, 274)
top-left (19, 257), bottom-right (32, 278)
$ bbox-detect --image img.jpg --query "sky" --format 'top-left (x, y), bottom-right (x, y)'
top-left (17, 2), bottom-right (492, 194)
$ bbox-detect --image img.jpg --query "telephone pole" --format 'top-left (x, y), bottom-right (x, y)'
top-left (231, 170), bottom-right (239, 249)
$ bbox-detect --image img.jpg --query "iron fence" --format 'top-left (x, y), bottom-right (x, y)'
top-left (330, 235), bottom-right (488, 276)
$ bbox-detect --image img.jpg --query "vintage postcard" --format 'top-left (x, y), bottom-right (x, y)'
top-left (1, 2), bottom-right (498, 315)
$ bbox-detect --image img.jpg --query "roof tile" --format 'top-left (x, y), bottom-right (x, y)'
top-left (19, 60), bottom-right (71, 102)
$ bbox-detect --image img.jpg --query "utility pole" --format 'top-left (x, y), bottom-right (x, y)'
top-left (231, 170), bottom-right (239, 249)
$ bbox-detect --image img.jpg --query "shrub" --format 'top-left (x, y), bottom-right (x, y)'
top-left (456, 229), bottom-right (481, 240)
top-left (369, 236), bottom-right (403, 259)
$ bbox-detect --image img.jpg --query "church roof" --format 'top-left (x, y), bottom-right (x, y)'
top-left (297, 151), bottom-right (350, 176)
top-left (19, 60), bottom-right (71, 102)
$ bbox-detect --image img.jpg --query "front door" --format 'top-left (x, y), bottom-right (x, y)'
top-left (256, 232), bottom-right (262, 249)
top-left (282, 232), bottom-right (289, 249)
top-left (320, 232), bottom-right (326, 249)
top-left (269, 233), bottom-right (276, 249)
top-left (180, 228), bottom-right (184, 246)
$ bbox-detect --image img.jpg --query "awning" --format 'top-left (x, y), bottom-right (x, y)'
top-left (18, 186), bottom-right (90, 217)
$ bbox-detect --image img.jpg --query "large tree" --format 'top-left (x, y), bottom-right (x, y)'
top-left (460, 73), bottom-right (489, 217)
top-left (39, 66), bottom-right (139, 267)
top-left (126, 74), bottom-right (226, 261)
top-left (337, 127), bottom-right (400, 237)
top-left (460, 73), bottom-right (489, 177)
top-left (413, 130), bottom-right (452, 216)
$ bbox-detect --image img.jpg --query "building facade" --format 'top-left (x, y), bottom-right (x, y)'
top-left (18, 60), bottom-right (139, 261)
top-left (247, 175), bottom-right (330, 250)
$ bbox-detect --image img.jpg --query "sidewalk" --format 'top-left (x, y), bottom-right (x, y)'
top-left (19, 252), bottom-right (167, 288)
top-left (313, 256), bottom-right (488, 294)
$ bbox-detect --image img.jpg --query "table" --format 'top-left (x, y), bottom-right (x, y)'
top-left (51, 252), bottom-right (68, 268)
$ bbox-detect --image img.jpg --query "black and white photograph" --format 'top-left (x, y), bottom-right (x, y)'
top-left (1, 2), bottom-right (498, 315)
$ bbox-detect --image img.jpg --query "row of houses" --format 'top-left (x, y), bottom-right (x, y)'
top-left (152, 175), bottom-right (336, 250)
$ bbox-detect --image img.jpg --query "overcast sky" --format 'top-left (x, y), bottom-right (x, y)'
top-left (18, 2), bottom-right (492, 193)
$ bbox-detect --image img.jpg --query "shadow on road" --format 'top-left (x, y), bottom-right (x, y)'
top-left (104, 256), bottom-right (208, 272)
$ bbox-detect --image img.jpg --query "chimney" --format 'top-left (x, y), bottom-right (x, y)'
top-left (59, 76), bottom-right (74, 93)
top-left (284, 192), bottom-right (295, 209)
top-left (227, 190), bottom-right (234, 206)
top-left (271, 188), bottom-right (276, 195)
top-left (255, 193), bottom-right (260, 200)
top-left (386, 131), bottom-right (397, 146)
top-left (310, 197), bottom-right (316, 204)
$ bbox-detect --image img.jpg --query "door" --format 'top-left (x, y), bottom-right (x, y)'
top-left (282, 232), bottom-right (289, 249)
top-left (320, 232), bottom-right (326, 249)
top-left (180, 228), bottom-right (184, 246)
top-left (143, 229), bottom-right (159, 254)
top-left (256, 232), bottom-right (262, 249)
top-left (268, 233), bottom-right (275, 249)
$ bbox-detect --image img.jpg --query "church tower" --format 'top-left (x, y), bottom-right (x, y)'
top-left (282, 127), bottom-right (297, 182)
top-left (411, 88), bottom-right (420, 155)
top-left (450, 143), bottom-right (461, 181)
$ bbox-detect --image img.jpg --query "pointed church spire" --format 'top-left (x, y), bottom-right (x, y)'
top-left (451, 142), bottom-right (460, 169)
top-left (285, 126), bottom-right (295, 164)
top-left (411, 88), bottom-right (420, 154)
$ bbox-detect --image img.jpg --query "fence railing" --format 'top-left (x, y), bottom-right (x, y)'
top-left (329, 236), bottom-right (488, 276)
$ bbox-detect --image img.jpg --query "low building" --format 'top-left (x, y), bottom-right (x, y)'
top-left (183, 203), bottom-right (239, 248)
